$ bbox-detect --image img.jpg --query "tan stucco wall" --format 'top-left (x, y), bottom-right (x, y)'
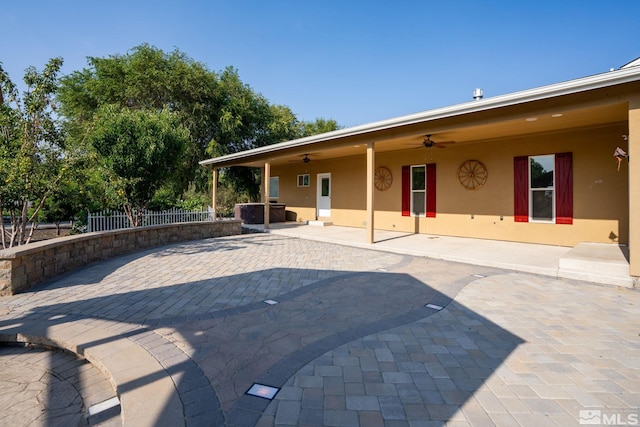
top-left (273, 124), bottom-right (629, 247)
top-left (273, 157), bottom-right (369, 225)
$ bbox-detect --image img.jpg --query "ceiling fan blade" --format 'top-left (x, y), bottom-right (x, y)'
top-left (434, 141), bottom-right (455, 148)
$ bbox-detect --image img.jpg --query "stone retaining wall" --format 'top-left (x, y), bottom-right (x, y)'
top-left (0, 220), bottom-right (242, 295)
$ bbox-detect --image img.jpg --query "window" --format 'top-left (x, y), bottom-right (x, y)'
top-left (269, 176), bottom-right (279, 199)
top-left (530, 155), bottom-right (554, 222)
top-left (411, 166), bottom-right (426, 216)
top-left (297, 174), bottom-right (310, 187)
top-left (402, 164), bottom-right (436, 217)
top-left (514, 153), bottom-right (572, 224)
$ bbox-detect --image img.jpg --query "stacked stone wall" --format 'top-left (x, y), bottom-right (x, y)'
top-left (0, 221), bottom-right (242, 295)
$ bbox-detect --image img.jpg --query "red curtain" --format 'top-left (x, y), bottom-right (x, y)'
top-left (426, 164), bottom-right (437, 218)
top-left (513, 156), bottom-right (529, 222)
top-left (401, 165), bottom-right (410, 216)
top-left (555, 152), bottom-right (573, 224)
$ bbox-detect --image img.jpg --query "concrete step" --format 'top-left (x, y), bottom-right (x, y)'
top-left (308, 220), bottom-right (333, 227)
top-left (558, 242), bottom-right (632, 287)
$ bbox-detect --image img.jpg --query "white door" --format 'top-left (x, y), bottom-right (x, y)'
top-left (317, 173), bottom-right (331, 218)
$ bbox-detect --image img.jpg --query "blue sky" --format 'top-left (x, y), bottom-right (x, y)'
top-left (2, 1), bottom-right (639, 127)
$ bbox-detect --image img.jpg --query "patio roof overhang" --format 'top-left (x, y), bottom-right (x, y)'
top-left (199, 65), bottom-right (640, 169)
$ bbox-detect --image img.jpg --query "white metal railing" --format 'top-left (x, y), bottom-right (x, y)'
top-left (87, 208), bottom-right (214, 233)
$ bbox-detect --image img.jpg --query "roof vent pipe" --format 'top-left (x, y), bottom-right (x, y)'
top-left (473, 88), bottom-right (484, 100)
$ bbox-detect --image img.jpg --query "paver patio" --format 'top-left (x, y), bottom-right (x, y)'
top-left (0, 233), bottom-right (638, 426)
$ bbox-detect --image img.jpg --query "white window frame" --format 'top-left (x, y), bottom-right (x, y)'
top-left (410, 165), bottom-right (426, 217)
top-left (528, 155), bottom-right (555, 223)
top-left (297, 174), bottom-right (310, 187)
top-left (269, 176), bottom-right (279, 200)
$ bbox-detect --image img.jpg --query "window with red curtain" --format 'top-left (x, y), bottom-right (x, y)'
top-left (513, 153), bottom-right (572, 224)
top-left (402, 164), bottom-right (436, 217)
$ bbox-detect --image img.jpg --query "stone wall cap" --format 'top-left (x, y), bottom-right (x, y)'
top-left (0, 220), bottom-right (242, 259)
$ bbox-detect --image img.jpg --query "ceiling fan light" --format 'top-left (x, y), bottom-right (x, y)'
top-left (422, 134), bottom-right (435, 148)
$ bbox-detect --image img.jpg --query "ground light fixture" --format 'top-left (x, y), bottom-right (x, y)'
top-left (246, 383), bottom-right (280, 400)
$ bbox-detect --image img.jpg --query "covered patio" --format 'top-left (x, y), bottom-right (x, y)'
top-left (201, 61), bottom-right (640, 287)
top-left (242, 222), bottom-right (632, 287)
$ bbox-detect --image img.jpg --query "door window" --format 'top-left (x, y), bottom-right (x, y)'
top-left (321, 177), bottom-right (330, 197)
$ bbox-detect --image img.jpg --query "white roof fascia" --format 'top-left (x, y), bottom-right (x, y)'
top-left (200, 66), bottom-right (640, 166)
top-left (621, 57), bottom-right (640, 68)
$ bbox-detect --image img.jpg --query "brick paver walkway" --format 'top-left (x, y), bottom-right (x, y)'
top-left (0, 233), bottom-right (638, 426)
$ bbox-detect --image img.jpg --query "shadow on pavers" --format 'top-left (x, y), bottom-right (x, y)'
top-left (0, 250), bottom-right (523, 426)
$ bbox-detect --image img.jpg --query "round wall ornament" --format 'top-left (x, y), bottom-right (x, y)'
top-left (374, 166), bottom-right (393, 191)
top-left (457, 160), bottom-right (488, 190)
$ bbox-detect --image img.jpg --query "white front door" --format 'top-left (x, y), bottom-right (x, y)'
top-left (317, 173), bottom-right (331, 218)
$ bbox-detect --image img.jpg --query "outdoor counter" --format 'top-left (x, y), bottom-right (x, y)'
top-left (234, 203), bottom-right (286, 224)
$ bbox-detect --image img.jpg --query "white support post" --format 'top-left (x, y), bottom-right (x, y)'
top-left (366, 142), bottom-right (375, 244)
top-left (211, 168), bottom-right (218, 220)
top-left (629, 97), bottom-right (640, 279)
top-left (264, 162), bottom-right (271, 230)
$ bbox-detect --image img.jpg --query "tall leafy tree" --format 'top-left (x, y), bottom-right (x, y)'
top-left (0, 58), bottom-right (68, 248)
top-left (58, 45), bottom-right (329, 200)
top-left (57, 44), bottom-right (342, 209)
top-left (206, 69), bottom-right (305, 200)
top-left (59, 45), bottom-right (220, 197)
top-left (87, 106), bottom-right (189, 226)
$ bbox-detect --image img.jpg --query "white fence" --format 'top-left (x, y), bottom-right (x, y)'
top-left (87, 208), bottom-right (214, 233)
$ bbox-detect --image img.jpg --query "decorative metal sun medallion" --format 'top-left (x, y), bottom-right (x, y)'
top-left (374, 167), bottom-right (393, 191)
top-left (457, 160), bottom-right (488, 190)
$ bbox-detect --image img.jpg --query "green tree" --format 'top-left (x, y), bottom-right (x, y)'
top-left (0, 58), bottom-right (68, 248)
top-left (206, 69), bottom-right (306, 201)
top-left (59, 44), bottom-right (219, 198)
top-left (301, 117), bottom-right (341, 137)
top-left (39, 153), bottom-right (119, 234)
top-left (58, 44), bottom-right (312, 203)
top-left (40, 190), bottom-right (75, 236)
top-left (57, 44), bottom-right (342, 211)
top-left (87, 106), bottom-right (189, 226)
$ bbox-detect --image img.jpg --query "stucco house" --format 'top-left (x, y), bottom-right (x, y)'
top-left (200, 58), bottom-right (640, 284)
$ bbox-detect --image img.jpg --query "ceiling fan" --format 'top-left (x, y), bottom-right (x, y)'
top-left (422, 134), bottom-right (455, 149)
top-left (288, 153), bottom-right (315, 163)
